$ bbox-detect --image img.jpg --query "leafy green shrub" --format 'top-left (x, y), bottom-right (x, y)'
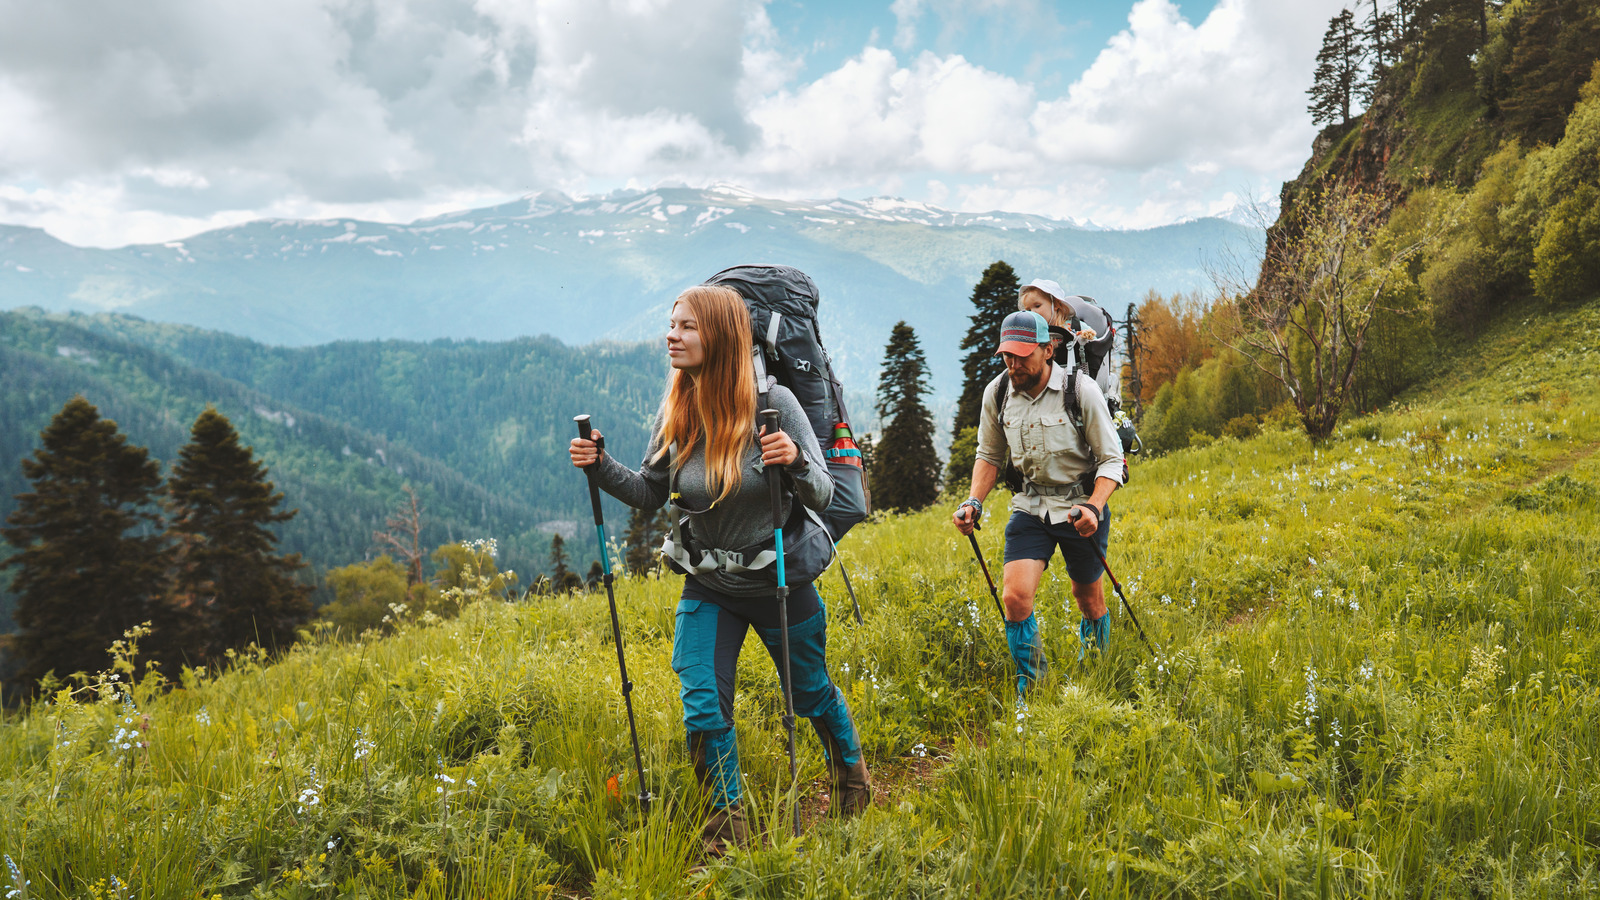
top-left (1532, 185), bottom-right (1600, 304)
top-left (320, 555), bottom-right (409, 635)
top-left (1220, 414), bottom-right (1260, 440)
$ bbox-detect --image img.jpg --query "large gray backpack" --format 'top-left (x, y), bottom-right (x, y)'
top-left (1056, 295), bottom-right (1122, 412)
top-left (703, 265), bottom-right (871, 541)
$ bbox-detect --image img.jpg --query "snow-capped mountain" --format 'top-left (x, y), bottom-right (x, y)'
top-left (0, 185), bottom-right (1261, 397)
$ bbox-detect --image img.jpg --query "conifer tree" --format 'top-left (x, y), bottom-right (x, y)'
top-left (548, 533), bottom-right (581, 593)
top-left (872, 322), bottom-right (941, 513)
top-left (1360, 0), bottom-right (1399, 102)
top-left (952, 261), bottom-right (1021, 435)
top-left (623, 505), bottom-right (668, 576)
top-left (2, 396), bottom-right (172, 693)
top-left (167, 408), bottom-right (311, 660)
top-left (1309, 8), bottom-right (1364, 127)
top-left (948, 261), bottom-right (1020, 485)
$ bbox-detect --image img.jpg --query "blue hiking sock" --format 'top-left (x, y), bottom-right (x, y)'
top-left (1079, 613), bottom-right (1111, 661)
top-left (1005, 613), bottom-right (1046, 693)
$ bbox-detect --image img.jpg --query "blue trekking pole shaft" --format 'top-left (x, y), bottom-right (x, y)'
top-left (575, 415), bottom-right (650, 810)
top-left (1069, 506), bottom-right (1156, 656)
top-left (761, 408), bottom-right (800, 836)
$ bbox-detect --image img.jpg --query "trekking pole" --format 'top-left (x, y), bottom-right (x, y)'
top-left (574, 415), bottom-right (651, 812)
top-left (1068, 507), bottom-right (1156, 657)
top-left (760, 409), bottom-right (801, 837)
top-left (964, 519), bottom-right (1006, 623)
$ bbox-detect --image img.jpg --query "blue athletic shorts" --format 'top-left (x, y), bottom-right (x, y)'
top-left (1002, 507), bottom-right (1111, 585)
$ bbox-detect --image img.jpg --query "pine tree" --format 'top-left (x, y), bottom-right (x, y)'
top-left (167, 408), bottom-right (312, 660)
top-left (947, 261), bottom-right (1021, 486)
top-left (952, 261), bottom-right (1021, 436)
top-left (623, 505), bottom-right (666, 576)
top-left (2, 396), bottom-right (172, 693)
top-left (872, 322), bottom-right (941, 513)
top-left (548, 533), bottom-right (581, 593)
top-left (1360, 0), bottom-right (1399, 103)
top-left (1308, 8), bottom-right (1364, 127)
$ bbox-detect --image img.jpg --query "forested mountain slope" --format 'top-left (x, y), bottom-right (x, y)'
top-left (0, 309), bottom-right (664, 627)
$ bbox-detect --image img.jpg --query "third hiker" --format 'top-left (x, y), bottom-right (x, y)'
top-left (951, 281), bottom-right (1126, 694)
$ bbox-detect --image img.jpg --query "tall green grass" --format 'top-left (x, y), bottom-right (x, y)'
top-left (2, 299), bottom-right (1599, 897)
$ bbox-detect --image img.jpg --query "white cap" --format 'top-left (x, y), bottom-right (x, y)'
top-left (1021, 278), bottom-right (1066, 303)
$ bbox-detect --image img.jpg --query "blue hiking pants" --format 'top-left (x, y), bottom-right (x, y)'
top-left (672, 576), bottom-right (862, 809)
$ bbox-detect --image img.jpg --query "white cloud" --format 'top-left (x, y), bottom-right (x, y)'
top-left (890, 0), bottom-right (924, 51)
top-left (0, 0), bottom-right (1344, 245)
top-left (1030, 0), bottom-right (1338, 173)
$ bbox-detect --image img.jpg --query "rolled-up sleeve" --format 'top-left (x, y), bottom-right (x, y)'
top-left (975, 374), bottom-right (1007, 468)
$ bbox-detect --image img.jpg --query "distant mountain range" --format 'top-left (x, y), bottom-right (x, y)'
top-left (0, 185), bottom-right (1262, 400)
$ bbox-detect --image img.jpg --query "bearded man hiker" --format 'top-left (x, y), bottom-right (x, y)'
top-left (951, 290), bottom-right (1126, 696)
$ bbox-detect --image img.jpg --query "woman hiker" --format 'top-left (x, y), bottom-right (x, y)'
top-left (569, 284), bottom-right (871, 854)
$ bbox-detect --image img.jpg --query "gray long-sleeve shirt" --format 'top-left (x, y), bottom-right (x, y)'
top-left (593, 383), bottom-right (833, 597)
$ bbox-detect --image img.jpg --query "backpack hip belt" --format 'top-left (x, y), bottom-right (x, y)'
top-left (661, 528), bottom-right (778, 575)
top-left (661, 443), bottom-right (835, 578)
top-left (1020, 479), bottom-right (1088, 517)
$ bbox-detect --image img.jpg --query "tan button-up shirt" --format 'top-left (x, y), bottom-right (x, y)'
top-left (975, 363), bottom-right (1126, 524)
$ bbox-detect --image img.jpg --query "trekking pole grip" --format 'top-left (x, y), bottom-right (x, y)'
top-left (760, 408), bottom-right (784, 527)
top-left (574, 415), bottom-right (605, 528)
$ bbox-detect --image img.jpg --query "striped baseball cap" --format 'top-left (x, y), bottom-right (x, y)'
top-left (995, 310), bottom-right (1051, 356)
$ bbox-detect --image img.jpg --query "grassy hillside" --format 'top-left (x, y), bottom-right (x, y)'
top-left (0, 295), bottom-right (1596, 897)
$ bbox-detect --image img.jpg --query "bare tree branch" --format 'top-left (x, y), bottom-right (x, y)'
top-left (373, 485), bottom-right (425, 586)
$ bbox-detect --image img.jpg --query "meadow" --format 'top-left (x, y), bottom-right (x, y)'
top-left (1, 298), bottom-right (1598, 899)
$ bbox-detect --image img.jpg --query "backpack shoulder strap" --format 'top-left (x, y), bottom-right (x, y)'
top-left (991, 374), bottom-right (1011, 428)
top-left (1062, 365), bottom-right (1098, 469)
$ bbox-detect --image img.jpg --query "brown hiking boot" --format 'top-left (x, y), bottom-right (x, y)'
top-left (701, 803), bottom-right (749, 857)
top-left (822, 728), bottom-right (873, 817)
top-left (829, 756), bottom-right (873, 817)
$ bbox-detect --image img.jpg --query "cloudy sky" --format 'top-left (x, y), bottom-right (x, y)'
top-left (0, 0), bottom-right (1347, 248)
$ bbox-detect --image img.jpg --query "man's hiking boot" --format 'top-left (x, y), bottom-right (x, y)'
top-left (700, 802), bottom-right (749, 857)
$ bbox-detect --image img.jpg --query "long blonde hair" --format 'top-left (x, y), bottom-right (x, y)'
top-left (652, 285), bottom-right (756, 504)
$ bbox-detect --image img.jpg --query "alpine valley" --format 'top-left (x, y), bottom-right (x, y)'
top-left (0, 186), bottom-right (1259, 622)
top-left (0, 185), bottom-right (1262, 396)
